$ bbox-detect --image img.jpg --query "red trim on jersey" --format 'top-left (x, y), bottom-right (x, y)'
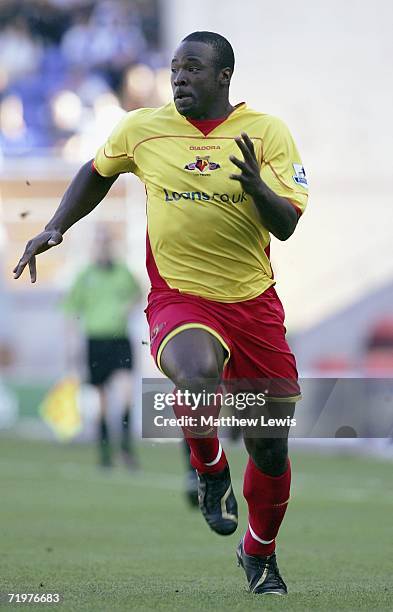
top-left (145, 182), bottom-right (170, 290)
top-left (146, 231), bottom-right (171, 290)
top-left (187, 116), bottom-right (228, 136)
top-left (265, 244), bottom-right (274, 279)
top-left (289, 201), bottom-right (303, 217)
top-left (187, 102), bottom-right (246, 136)
top-left (92, 159), bottom-right (106, 177)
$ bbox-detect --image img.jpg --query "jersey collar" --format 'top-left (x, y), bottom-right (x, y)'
top-left (172, 101), bottom-right (247, 135)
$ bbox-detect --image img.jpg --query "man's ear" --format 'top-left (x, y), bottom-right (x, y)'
top-left (220, 67), bottom-right (232, 86)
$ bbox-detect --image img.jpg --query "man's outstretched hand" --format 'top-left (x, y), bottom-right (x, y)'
top-left (229, 132), bottom-right (263, 198)
top-left (229, 132), bottom-right (298, 240)
top-left (13, 230), bottom-right (63, 283)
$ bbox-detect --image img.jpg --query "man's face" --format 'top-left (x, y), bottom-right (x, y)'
top-left (171, 41), bottom-right (223, 119)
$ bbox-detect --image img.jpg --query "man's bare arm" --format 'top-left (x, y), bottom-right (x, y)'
top-left (13, 161), bottom-right (119, 282)
top-left (229, 133), bottom-right (298, 241)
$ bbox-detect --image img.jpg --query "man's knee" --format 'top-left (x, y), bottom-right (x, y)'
top-left (161, 329), bottom-right (225, 391)
top-left (244, 437), bottom-right (288, 476)
top-left (175, 358), bottom-right (221, 391)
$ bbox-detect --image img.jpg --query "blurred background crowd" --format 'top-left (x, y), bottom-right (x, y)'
top-left (0, 0), bottom-right (392, 453)
top-left (0, 0), bottom-right (167, 158)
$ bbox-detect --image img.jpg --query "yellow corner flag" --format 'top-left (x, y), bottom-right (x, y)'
top-left (39, 377), bottom-right (82, 441)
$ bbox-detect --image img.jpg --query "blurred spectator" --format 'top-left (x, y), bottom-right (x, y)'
top-left (0, 0), bottom-right (165, 156)
top-left (0, 18), bottom-right (42, 80)
top-left (62, 227), bottom-right (142, 468)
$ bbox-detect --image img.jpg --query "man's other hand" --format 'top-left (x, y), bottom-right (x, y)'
top-left (13, 230), bottom-right (63, 283)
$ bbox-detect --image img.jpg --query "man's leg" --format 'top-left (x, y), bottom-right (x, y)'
top-left (243, 424), bottom-right (292, 557)
top-left (161, 328), bottom-right (226, 473)
top-left (112, 369), bottom-right (138, 468)
top-left (88, 338), bottom-right (112, 468)
top-left (97, 385), bottom-right (112, 468)
top-left (160, 328), bottom-right (238, 534)
top-left (237, 401), bottom-right (295, 595)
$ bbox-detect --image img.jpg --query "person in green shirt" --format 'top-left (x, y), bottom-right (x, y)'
top-left (63, 229), bottom-right (141, 468)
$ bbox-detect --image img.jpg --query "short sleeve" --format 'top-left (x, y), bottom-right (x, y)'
top-left (94, 114), bottom-right (137, 177)
top-left (260, 117), bottom-right (309, 215)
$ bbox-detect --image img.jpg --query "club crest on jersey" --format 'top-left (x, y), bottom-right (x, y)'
top-left (184, 156), bottom-right (220, 173)
top-left (292, 163), bottom-right (308, 188)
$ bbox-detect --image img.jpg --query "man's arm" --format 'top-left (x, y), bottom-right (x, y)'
top-left (13, 161), bottom-right (118, 282)
top-left (46, 161), bottom-right (118, 235)
top-left (229, 132), bottom-right (298, 241)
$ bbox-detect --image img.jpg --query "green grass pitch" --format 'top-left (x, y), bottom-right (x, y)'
top-left (1, 437), bottom-right (392, 611)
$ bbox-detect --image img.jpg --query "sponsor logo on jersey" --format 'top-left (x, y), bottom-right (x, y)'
top-left (184, 156), bottom-right (220, 173)
top-left (292, 163), bottom-right (308, 188)
top-left (163, 188), bottom-right (247, 204)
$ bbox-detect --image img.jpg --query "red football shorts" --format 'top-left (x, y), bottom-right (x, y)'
top-left (145, 286), bottom-right (301, 402)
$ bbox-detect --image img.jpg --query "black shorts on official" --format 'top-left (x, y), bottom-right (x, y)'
top-left (87, 337), bottom-right (133, 387)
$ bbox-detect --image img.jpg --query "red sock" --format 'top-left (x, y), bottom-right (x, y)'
top-left (243, 457), bottom-right (291, 557)
top-left (172, 389), bottom-right (227, 474)
top-left (187, 438), bottom-right (227, 474)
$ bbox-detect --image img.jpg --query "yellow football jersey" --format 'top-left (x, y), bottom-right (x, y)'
top-left (94, 102), bottom-right (308, 303)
